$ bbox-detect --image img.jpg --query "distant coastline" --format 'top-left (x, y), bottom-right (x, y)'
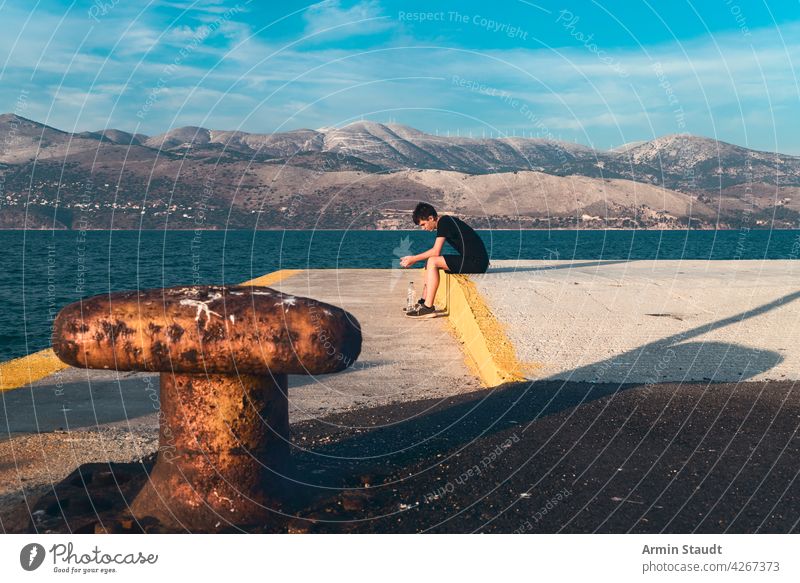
top-left (2, 115), bottom-right (799, 233)
top-left (1, 226), bottom-right (794, 232)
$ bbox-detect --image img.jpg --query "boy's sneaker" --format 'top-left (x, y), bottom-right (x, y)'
top-left (405, 303), bottom-right (437, 318)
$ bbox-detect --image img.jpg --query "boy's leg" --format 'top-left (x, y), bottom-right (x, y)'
top-left (425, 256), bottom-right (448, 307)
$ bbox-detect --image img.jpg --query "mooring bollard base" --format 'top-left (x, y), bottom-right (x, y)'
top-left (129, 371), bottom-right (291, 532)
top-left (47, 284), bottom-right (362, 532)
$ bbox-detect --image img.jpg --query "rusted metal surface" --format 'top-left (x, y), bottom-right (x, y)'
top-left (49, 284), bottom-right (362, 532)
top-left (52, 285), bottom-right (361, 375)
top-left (130, 372), bottom-right (290, 531)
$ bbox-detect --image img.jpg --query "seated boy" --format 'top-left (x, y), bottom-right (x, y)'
top-left (400, 202), bottom-right (489, 318)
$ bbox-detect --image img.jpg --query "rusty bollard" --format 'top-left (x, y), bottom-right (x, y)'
top-left (51, 285), bottom-right (361, 532)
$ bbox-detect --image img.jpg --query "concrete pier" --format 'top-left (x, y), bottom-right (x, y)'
top-left (2, 262), bottom-right (799, 533)
top-left (469, 260), bottom-right (800, 384)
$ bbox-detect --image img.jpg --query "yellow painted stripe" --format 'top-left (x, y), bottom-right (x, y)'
top-left (240, 269), bottom-right (303, 287)
top-left (0, 269), bottom-right (303, 392)
top-left (0, 348), bottom-right (70, 392)
top-left (433, 270), bottom-right (537, 387)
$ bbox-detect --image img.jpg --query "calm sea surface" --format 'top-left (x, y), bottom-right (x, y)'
top-left (1, 229), bottom-right (798, 361)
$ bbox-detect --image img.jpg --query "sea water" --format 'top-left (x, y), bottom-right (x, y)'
top-left (1, 229), bottom-right (798, 360)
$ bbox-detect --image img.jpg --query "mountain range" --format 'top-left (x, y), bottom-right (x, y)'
top-left (1, 113), bottom-right (798, 230)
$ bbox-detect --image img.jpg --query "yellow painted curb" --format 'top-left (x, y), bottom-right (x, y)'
top-left (240, 269), bottom-right (303, 287)
top-left (433, 271), bottom-right (532, 387)
top-left (0, 269), bottom-right (303, 393)
top-left (0, 348), bottom-right (70, 393)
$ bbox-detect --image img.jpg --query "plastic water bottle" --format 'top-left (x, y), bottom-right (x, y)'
top-left (406, 281), bottom-right (415, 312)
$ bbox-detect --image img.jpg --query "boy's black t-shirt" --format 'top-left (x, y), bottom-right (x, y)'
top-left (436, 215), bottom-right (488, 264)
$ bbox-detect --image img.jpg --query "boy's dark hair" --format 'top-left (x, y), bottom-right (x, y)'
top-left (412, 202), bottom-right (437, 225)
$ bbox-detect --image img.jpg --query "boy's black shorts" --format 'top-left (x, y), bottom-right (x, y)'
top-left (443, 254), bottom-right (489, 274)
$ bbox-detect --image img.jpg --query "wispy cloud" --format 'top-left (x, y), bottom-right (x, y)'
top-left (302, 0), bottom-right (394, 41)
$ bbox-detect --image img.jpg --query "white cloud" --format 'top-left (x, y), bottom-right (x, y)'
top-left (153, 0), bottom-right (229, 13)
top-left (302, 0), bottom-right (394, 41)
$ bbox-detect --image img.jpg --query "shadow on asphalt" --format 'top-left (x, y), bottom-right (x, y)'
top-left (294, 338), bottom-right (781, 474)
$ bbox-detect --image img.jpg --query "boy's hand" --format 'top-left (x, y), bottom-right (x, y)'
top-left (399, 256), bottom-right (415, 268)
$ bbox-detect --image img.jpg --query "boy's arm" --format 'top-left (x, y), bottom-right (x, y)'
top-left (414, 237), bottom-right (444, 263)
top-left (406, 237), bottom-right (445, 265)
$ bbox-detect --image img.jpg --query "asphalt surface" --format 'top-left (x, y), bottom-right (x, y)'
top-left (286, 378), bottom-right (800, 533)
top-left (4, 378), bottom-right (797, 533)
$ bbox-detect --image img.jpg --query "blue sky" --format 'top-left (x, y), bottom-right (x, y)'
top-left (1, 0), bottom-right (798, 152)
